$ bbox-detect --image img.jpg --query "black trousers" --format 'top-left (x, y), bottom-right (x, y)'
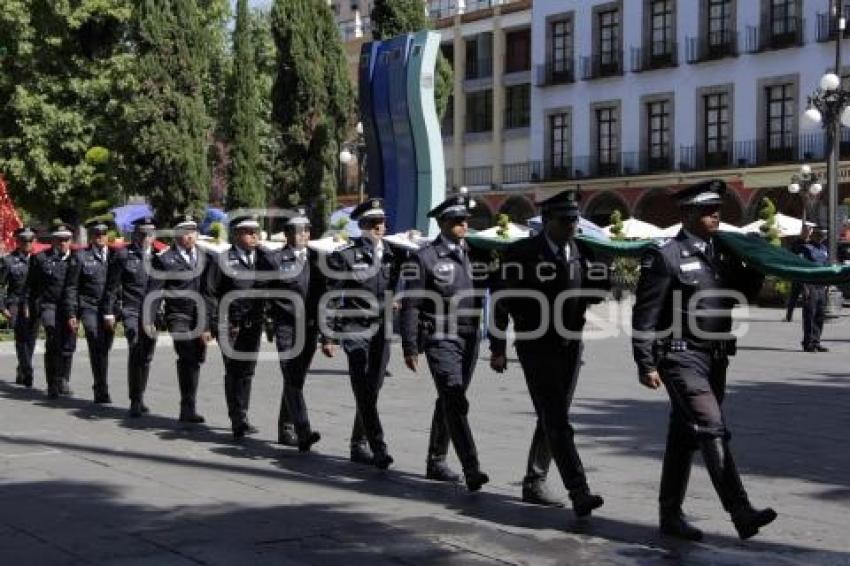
top-left (423, 329), bottom-right (480, 472)
top-left (168, 317), bottom-right (206, 412)
top-left (80, 308), bottom-right (114, 396)
top-left (342, 326), bottom-right (390, 455)
top-left (39, 304), bottom-right (76, 392)
top-left (276, 323), bottom-right (318, 438)
top-left (515, 340), bottom-right (588, 492)
top-left (123, 312), bottom-right (157, 403)
top-left (221, 323), bottom-right (263, 428)
top-left (802, 285), bottom-right (827, 348)
top-left (9, 303), bottom-right (38, 382)
top-left (785, 281), bottom-right (803, 320)
top-left (657, 348), bottom-right (749, 512)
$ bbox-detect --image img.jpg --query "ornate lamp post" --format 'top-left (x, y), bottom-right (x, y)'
top-left (787, 164), bottom-right (823, 225)
top-left (802, 3), bottom-right (850, 262)
top-left (338, 122), bottom-right (367, 203)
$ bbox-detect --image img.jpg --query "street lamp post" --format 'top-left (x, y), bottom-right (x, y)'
top-left (803, 2), bottom-right (850, 263)
top-left (787, 164), bottom-right (823, 226)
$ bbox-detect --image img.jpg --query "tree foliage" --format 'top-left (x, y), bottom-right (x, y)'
top-left (270, 0), bottom-right (354, 234)
top-left (370, 0), bottom-right (453, 119)
top-left (0, 0), bottom-right (135, 220)
top-left (225, 0), bottom-right (264, 210)
top-left (122, 0), bottom-right (212, 219)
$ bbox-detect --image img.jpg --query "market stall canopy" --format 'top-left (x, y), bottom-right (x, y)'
top-left (603, 218), bottom-right (665, 239)
top-left (741, 213), bottom-right (815, 237)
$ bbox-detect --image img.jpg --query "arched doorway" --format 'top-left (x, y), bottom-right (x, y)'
top-left (583, 191), bottom-right (629, 227)
top-left (635, 188), bottom-right (679, 228)
top-left (746, 187), bottom-right (803, 223)
top-left (499, 195), bottom-right (536, 224)
top-left (468, 200), bottom-right (494, 230)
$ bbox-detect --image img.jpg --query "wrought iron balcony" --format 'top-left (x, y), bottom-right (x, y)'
top-left (685, 30), bottom-right (738, 63)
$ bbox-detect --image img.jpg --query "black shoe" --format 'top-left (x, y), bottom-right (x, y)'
top-left (278, 428), bottom-right (299, 447)
top-left (660, 511), bottom-right (704, 541)
top-left (373, 451), bottom-right (394, 470)
top-left (298, 431), bottom-right (322, 453)
top-left (94, 393), bottom-right (112, 404)
top-left (179, 411), bottom-right (205, 424)
top-left (426, 461), bottom-right (461, 482)
top-left (815, 345), bottom-right (829, 352)
top-left (803, 346), bottom-right (816, 352)
top-left (522, 483), bottom-right (564, 507)
top-left (243, 422), bottom-right (259, 435)
top-left (47, 388), bottom-right (59, 399)
top-left (732, 505), bottom-right (777, 540)
top-left (129, 401), bottom-right (143, 418)
top-left (58, 381), bottom-right (72, 396)
top-left (22, 376), bottom-right (33, 388)
top-left (570, 489), bottom-right (604, 518)
top-left (350, 444), bottom-right (374, 465)
top-left (140, 403), bottom-right (150, 414)
top-left (465, 470), bottom-right (489, 492)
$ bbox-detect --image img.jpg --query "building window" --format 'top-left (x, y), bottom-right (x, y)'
top-left (599, 8), bottom-right (620, 70)
top-left (549, 112), bottom-right (570, 177)
top-left (647, 100), bottom-right (671, 170)
top-left (770, 0), bottom-right (797, 39)
top-left (465, 34), bottom-right (493, 80)
top-left (650, 0), bottom-right (674, 56)
top-left (708, 0), bottom-right (732, 45)
top-left (596, 106), bottom-right (619, 174)
top-left (465, 90), bottom-right (492, 133)
top-left (765, 83), bottom-right (795, 161)
top-left (505, 29), bottom-right (531, 73)
top-left (704, 92), bottom-right (730, 166)
top-left (505, 85), bottom-right (530, 129)
top-left (550, 19), bottom-right (573, 81)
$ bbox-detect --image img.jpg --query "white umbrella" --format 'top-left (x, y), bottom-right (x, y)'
top-left (473, 222), bottom-right (531, 240)
top-left (741, 213), bottom-right (814, 237)
top-left (603, 218), bottom-right (664, 239)
top-left (659, 222), bottom-right (746, 237)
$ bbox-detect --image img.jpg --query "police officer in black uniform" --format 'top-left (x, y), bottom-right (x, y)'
top-left (102, 216), bottom-right (159, 417)
top-left (147, 214), bottom-right (212, 423)
top-left (325, 199), bottom-right (398, 469)
top-left (799, 226), bottom-right (829, 352)
top-left (260, 210), bottom-right (329, 451)
top-left (25, 223), bottom-right (78, 398)
top-left (0, 227), bottom-right (38, 386)
top-left (64, 219), bottom-right (115, 403)
top-left (204, 215), bottom-right (267, 439)
top-left (632, 179), bottom-right (777, 540)
top-left (489, 189), bottom-right (608, 516)
top-left (400, 191), bottom-right (489, 492)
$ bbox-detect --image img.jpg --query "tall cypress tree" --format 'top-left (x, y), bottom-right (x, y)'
top-left (371, 0), bottom-right (453, 119)
top-left (271, 0), bottom-right (354, 234)
top-left (124, 0), bottom-right (211, 219)
top-left (225, 0), bottom-right (263, 210)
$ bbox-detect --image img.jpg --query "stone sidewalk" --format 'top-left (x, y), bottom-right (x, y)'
top-left (1, 306), bottom-right (849, 565)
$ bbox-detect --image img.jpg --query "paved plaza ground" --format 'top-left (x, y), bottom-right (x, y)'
top-left (1, 305), bottom-right (849, 565)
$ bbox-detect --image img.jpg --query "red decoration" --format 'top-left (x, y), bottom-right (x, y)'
top-left (0, 174), bottom-right (23, 253)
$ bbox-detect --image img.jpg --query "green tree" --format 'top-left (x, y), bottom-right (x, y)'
top-left (123, 0), bottom-right (212, 218)
top-left (370, 0), bottom-right (453, 119)
top-left (0, 1), bottom-right (135, 219)
top-left (225, 0), bottom-right (264, 210)
top-left (250, 8), bottom-right (282, 200)
top-left (270, 0), bottom-right (354, 234)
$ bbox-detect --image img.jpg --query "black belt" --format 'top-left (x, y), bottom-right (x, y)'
top-left (657, 338), bottom-right (737, 357)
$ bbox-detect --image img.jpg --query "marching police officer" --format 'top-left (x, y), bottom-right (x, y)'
top-left (147, 214), bottom-right (212, 423)
top-left (25, 223), bottom-right (78, 398)
top-left (0, 227), bottom-right (39, 387)
top-left (64, 219), bottom-right (115, 403)
top-left (489, 189), bottom-right (608, 516)
top-left (799, 226), bottom-right (829, 352)
top-left (399, 191), bottom-right (489, 492)
top-left (260, 210), bottom-right (330, 451)
top-left (204, 215), bottom-right (267, 439)
top-left (102, 216), bottom-right (159, 417)
top-left (632, 179), bottom-right (777, 540)
top-left (325, 199), bottom-right (399, 469)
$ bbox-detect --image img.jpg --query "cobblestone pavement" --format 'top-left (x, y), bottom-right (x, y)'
top-left (1, 306), bottom-right (849, 565)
